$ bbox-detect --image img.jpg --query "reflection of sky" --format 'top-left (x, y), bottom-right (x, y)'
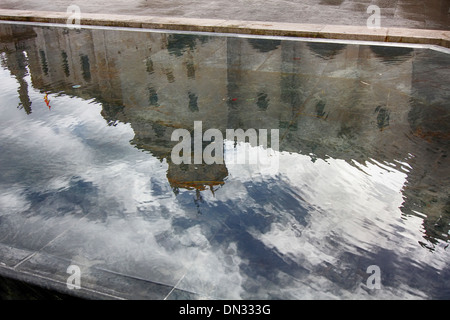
top-left (0, 63), bottom-right (449, 300)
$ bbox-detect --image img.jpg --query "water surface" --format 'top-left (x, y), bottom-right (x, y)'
top-left (0, 22), bottom-right (449, 299)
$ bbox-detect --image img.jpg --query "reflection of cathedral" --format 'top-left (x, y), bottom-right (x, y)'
top-left (0, 23), bottom-right (448, 246)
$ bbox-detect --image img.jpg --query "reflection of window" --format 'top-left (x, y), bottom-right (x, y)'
top-left (315, 100), bottom-right (327, 119)
top-left (152, 122), bottom-right (166, 138)
top-left (186, 60), bottom-right (195, 79)
top-left (168, 34), bottom-right (197, 57)
top-left (167, 34), bottom-right (208, 57)
top-left (61, 51), bottom-right (70, 77)
top-left (80, 54), bottom-right (91, 81)
top-left (307, 43), bottom-right (346, 60)
top-left (247, 39), bottom-right (281, 53)
top-left (319, 0), bottom-right (344, 5)
top-left (369, 46), bottom-right (413, 65)
top-left (148, 87), bottom-right (159, 106)
top-left (256, 92), bottom-right (269, 110)
top-left (375, 105), bottom-right (390, 130)
top-left (188, 92), bottom-right (199, 112)
top-left (164, 68), bottom-right (175, 83)
top-left (145, 57), bottom-right (154, 74)
top-left (39, 50), bottom-right (49, 75)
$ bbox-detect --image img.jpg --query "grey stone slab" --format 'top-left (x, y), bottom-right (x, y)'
top-left (34, 216), bottom-right (202, 290)
top-left (0, 0), bottom-right (448, 30)
top-left (0, 243), bottom-right (34, 268)
top-left (0, 208), bottom-right (82, 253)
top-left (16, 252), bottom-right (176, 299)
top-left (165, 287), bottom-right (209, 300)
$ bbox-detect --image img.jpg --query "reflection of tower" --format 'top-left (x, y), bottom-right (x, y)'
top-left (111, 32), bottom-right (230, 194)
top-left (167, 161), bottom-right (228, 194)
top-left (9, 50), bottom-right (32, 114)
top-left (225, 37), bottom-right (283, 150)
top-left (0, 24), bottom-right (37, 114)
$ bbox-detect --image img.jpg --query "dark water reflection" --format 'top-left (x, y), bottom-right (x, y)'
top-left (0, 23), bottom-right (449, 299)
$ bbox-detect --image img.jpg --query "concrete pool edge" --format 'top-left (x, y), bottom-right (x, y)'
top-left (0, 9), bottom-right (449, 48)
top-left (0, 241), bottom-right (206, 300)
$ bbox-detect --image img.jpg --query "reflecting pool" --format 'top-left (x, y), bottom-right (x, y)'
top-left (0, 22), bottom-right (449, 299)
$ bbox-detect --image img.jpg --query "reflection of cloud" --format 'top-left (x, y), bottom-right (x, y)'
top-left (1, 80), bottom-right (174, 212)
top-left (176, 242), bottom-right (245, 299)
top-left (224, 140), bottom-right (281, 178)
top-left (0, 73), bottom-right (250, 297)
top-left (239, 152), bottom-right (449, 298)
top-left (0, 188), bottom-right (30, 215)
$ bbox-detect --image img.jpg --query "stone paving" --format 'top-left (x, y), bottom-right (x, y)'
top-left (0, 0), bottom-right (449, 30)
top-left (0, 1), bottom-right (449, 47)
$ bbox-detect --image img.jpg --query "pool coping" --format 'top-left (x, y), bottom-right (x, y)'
top-left (0, 9), bottom-right (449, 49)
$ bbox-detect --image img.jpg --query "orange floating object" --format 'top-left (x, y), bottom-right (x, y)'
top-left (44, 93), bottom-right (51, 110)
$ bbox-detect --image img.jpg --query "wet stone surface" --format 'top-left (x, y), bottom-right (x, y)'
top-left (0, 0), bottom-right (449, 30)
top-left (0, 23), bottom-right (449, 299)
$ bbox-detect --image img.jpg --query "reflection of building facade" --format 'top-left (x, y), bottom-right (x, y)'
top-left (0, 24), bottom-right (448, 245)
